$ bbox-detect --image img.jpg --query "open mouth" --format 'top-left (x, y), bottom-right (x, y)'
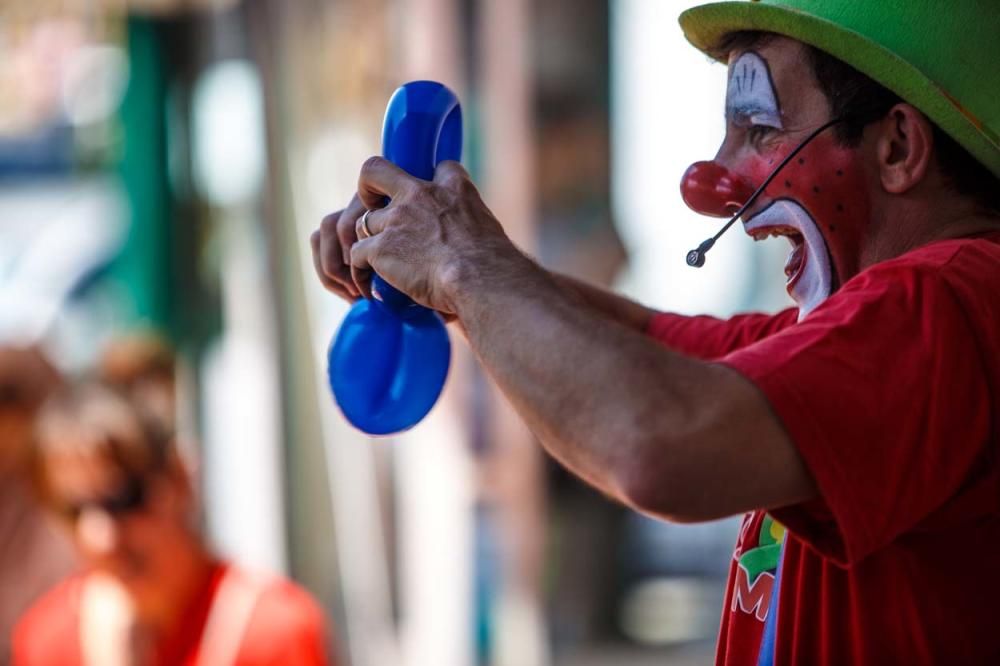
top-left (742, 200), bottom-right (833, 317)
top-left (748, 224), bottom-right (806, 289)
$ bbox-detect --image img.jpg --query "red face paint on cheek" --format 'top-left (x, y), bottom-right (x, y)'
top-left (735, 134), bottom-right (871, 286)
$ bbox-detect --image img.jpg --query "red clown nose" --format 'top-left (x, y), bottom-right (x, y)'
top-left (680, 161), bottom-right (756, 218)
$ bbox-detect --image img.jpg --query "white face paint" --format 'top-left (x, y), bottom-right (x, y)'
top-left (727, 52), bottom-right (834, 318)
top-left (726, 52), bottom-right (783, 130)
top-left (743, 201), bottom-right (833, 318)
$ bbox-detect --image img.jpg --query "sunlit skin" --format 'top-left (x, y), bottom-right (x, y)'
top-left (311, 37), bottom-right (999, 521)
top-left (40, 442), bottom-right (214, 642)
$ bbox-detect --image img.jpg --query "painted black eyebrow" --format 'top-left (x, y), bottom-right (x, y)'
top-left (727, 50), bottom-right (783, 119)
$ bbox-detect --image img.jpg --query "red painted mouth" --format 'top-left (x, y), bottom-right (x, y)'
top-left (747, 224), bottom-right (806, 291)
top-left (783, 236), bottom-right (806, 291)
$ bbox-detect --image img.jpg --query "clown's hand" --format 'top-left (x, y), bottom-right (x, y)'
top-left (311, 193), bottom-right (366, 304)
top-left (346, 157), bottom-right (525, 315)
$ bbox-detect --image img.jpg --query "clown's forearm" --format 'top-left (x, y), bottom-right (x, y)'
top-left (447, 252), bottom-right (816, 522)
top-left (549, 272), bottom-right (658, 334)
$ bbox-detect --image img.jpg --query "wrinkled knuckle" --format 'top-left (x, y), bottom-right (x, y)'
top-left (439, 169), bottom-right (475, 201)
top-left (337, 209), bottom-right (357, 230)
top-left (320, 212), bottom-right (342, 233)
top-left (350, 244), bottom-right (374, 268)
top-left (361, 155), bottom-right (384, 173)
top-left (440, 168), bottom-right (466, 191)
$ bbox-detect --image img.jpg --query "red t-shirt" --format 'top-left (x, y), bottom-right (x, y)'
top-left (647, 234), bottom-right (1000, 665)
top-left (13, 562), bottom-right (332, 666)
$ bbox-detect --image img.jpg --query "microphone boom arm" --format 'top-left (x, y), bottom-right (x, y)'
top-left (686, 116), bottom-right (846, 268)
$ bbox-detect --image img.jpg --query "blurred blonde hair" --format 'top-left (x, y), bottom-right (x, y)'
top-left (96, 331), bottom-right (177, 441)
top-left (31, 381), bottom-right (175, 505)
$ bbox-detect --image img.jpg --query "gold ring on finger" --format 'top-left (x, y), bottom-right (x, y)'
top-left (359, 209), bottom-right (375, 239)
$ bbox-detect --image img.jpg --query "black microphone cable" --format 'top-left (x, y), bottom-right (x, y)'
top-left (685, 115), bottom-right (847, 268)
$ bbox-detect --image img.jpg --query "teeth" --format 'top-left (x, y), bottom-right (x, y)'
top-left (751, 229), bottom-right (787, 241)
top-left (748, 226), bottom-right (803, 242)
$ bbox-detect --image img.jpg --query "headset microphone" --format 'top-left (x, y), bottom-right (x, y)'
top-left (685, 116), bottom-right (846, 268)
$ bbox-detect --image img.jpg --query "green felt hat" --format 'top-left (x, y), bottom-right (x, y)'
top-left (679, 0), bottom-right (1000, 179)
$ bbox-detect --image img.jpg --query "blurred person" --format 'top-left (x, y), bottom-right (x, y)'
top-left (13, 382), bottom-right (332, 665)
top-left (97, 332), bottom-right (178, 440)
top-left (0, 346), bottom-right (76, 665)
top-left (312, 0), bottom-right (1000, 663)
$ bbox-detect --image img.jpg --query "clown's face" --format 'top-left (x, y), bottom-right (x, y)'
top-left (681, 37), bottom-right (876, 317)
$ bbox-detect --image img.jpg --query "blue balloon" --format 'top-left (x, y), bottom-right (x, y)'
top-left (328, 81), bottom-right (462, 435)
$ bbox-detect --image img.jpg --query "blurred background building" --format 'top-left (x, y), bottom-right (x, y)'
top-left (0, 0), bottom-right (792, 664)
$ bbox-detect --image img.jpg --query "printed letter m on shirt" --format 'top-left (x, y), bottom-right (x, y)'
top-left (732, 566), bottom-right (774, 622)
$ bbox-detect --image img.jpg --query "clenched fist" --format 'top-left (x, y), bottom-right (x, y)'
top-left (311, 157), bottom-right (524, 316)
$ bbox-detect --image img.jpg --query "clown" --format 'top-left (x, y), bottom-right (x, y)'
top-left (313, 1), bottom-right (1000, 663)
top-left (682, 47), bottom-right (845, 316)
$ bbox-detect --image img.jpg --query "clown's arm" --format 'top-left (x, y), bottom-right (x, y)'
top-left (450, 256), bottom-right (815, 521)
top-left (549, 273), bottom-right (656, 333)
top-left (341, 158), bottom-right (817, 522)
top-left (552, 273), bottom-right (797, 359)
